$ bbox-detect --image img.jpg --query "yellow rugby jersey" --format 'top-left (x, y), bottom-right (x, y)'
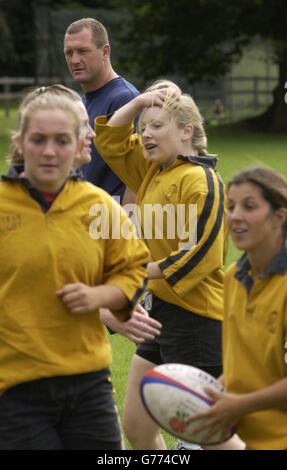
top-left (95, 118), bottom-right (227, 320)
top-left (0, 177), bottom-right (149, 395)
top-left (223, 247), bottom-right (287, 450)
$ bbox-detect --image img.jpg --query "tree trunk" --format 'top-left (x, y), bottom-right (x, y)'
top-left (243, 47), bottom-right (287, 133)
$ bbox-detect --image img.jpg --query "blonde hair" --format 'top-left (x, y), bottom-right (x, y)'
top-left (8, 85), bottom-right (82, 165)
top-left (9, 93), bottom-right (82, 165)
top-left (141, 79), bottom-right (208, 155)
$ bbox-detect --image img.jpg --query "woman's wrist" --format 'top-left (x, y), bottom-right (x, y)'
top-left (147, 262), bottom-right (163, 279)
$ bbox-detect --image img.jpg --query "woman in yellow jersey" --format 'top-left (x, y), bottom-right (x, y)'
top-left (0, 90), bottom-right (152, 450)
top-left (9, 85), bottom-right (160, 345)
top-left (95, 80), bottom-right (226, 449)
top-left (190, 167), bottom-right (287, 450)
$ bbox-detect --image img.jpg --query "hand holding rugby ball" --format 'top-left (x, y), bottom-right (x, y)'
top-left (140, 363), bottom-right (235, 445)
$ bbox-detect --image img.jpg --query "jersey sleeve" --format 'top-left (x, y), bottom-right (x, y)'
top-left (101, 195), bottom-right (150, 321)
top-left (95, 116), bottom-right (150, 193)
top-left (158, 166), bottom-right (226, 297)
top-left (284, 297), bottom-right (287, 360)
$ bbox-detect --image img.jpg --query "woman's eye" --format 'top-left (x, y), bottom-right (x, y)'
top-left (32, 136), bottom-right (43, 144)
top-left (58, 139), bottom-right (69, 145)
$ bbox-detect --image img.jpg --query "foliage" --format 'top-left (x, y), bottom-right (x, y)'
top-left (117, 0), bottom-right (247, 84)
top-left (0, 0), bottom-right (90, 77)
top-left (116, 0), bottom-right (287, 130)
top-left (117, 0), bottom-right (286, 81)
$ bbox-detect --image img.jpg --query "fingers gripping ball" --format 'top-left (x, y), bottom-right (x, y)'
top-left (140, 363), bottom-right (235, 445)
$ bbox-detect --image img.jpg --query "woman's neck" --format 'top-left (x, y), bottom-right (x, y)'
top-left (248, 233), bottom-right (284, 277)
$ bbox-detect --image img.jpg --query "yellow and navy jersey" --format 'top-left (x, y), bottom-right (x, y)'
top-left (223, 244), bottom-right (287, 450)
top-left (0, 176), bottom-right (149, 395)
top-left (95, 118), bottom-right (227, 320)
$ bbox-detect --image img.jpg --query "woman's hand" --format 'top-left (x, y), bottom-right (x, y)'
top-left (137, 88), bottom-right (180, 111)
top-left (56, 283), bottom-right (129, 314)
top-left (187, 388), bottom-right (247, 441)
top-left (136, 89), bottom-right (167, 109)
top-left (108, 88), bottom-right (179, 127)
top-left (101, 304), bottom-right (162, 344)
top-left (56, 283), bottom-right (101, 314)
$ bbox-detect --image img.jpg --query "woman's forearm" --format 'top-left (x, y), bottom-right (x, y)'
top-left (108, 95), bottom-right (144, 126)
top-left (147, 262), bottom-right (163, 279)
top-left (108, 89), bottom-right (167, 127)
top-left (238, 377), bottom-right (287, 414)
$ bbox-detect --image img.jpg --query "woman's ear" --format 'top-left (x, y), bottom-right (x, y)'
top-left (274, 207), bottom-right (287, 229)
top-left (14, 133), bottom-right (23, 155)
top-left (73, 138), bottom-right (89, 169)
top-left (182, 123), bottom-right (193, 141)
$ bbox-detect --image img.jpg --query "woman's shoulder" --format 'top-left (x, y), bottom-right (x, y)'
top-left (67, 180), bottom-right (121, 206)
top-left (176, 159), bottom-right (222, 194)
top-left (224, 261), bottom-right (242, 288)
top-left (225, 262), bottom-right (238, 277)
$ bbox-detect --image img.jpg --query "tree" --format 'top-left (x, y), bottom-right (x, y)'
top-left (0, 0), bottom-right (92, 78)
top-left (0, 0), bottom-right (36, 76)
top-left (117, 0), bottom-right (287, 132)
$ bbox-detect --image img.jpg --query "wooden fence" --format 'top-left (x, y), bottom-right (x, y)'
top-left (193, 76), bottom-right (278, 121)
top-left (0, 77), bottom-right (74, 118)
top-left (0, 75), bottom-right (279, 120)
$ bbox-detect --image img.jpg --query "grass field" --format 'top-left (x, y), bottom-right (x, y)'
top-left (0, 111), bottom-right (286, 449)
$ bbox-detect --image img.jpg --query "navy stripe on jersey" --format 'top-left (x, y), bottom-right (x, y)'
top-left (159, 167), bottom-right (215, 272)
top-left (130, 276), bottom-right (149, 307)
top-left (196, 168), bottom-right (215, 242)
top-left (163, 175), bottom-right (224, 286)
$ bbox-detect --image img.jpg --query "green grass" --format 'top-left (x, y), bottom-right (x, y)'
top-left (0, 112), bottom-right (17, 173)
top-left (1, 113), bottom-right (287, 449)
top-left (209, 126), bottom-right (287, 265)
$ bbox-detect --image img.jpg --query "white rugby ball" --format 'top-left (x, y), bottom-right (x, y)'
top-left (140, 363), bottom-right (235, 445)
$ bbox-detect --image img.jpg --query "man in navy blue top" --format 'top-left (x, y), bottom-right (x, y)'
top-left (64, 18), bottom-right (139, 204)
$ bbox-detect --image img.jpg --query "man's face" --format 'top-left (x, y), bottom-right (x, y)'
top-left (64, 28), bottom-right (107, 91)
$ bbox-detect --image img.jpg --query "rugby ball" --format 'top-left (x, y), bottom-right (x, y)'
top-left (140, 363), bottom-right (235, 445)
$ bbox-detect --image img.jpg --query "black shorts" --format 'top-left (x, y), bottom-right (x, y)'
top-left (0, 369), bottom-right (122, 450)
top-left (136, 294), bottom-right (222, 378)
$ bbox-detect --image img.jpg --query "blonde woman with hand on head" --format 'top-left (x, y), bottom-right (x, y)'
top-left (95, 80), bottom-right (227, 450)
top-left (0, 91), bottom-right (151, 450)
